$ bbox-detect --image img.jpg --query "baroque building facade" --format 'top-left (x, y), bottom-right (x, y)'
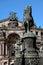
top-left (0, 6), bottom-right (43, 65)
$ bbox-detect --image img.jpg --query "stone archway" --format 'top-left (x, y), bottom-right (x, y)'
top-left (7, 33), bottom-right (20, 58)
top-left (7, 33), bottom-right (20, 44)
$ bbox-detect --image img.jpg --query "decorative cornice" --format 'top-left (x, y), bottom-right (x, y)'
top-left (0, 17), bottom-right (23, 23)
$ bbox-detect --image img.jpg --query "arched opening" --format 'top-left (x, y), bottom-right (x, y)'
top-left (7, 33), bottom-right (20, 57)
top-left (7, 33), bottom-right (20, 43)
top-left (4, 62), bottom-right (7, 65)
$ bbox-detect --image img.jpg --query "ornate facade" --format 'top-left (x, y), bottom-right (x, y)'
top-left (0, 6), bottom-right (43, 65)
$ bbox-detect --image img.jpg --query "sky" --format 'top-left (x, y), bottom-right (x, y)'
top-left (0, 0), bottom-right (43, 28)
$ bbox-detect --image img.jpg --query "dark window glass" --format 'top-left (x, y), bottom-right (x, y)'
top-left (36, 31), bottom-right (38, 35)
top-left (41, 32), bottom-right (43, 36)
top-left (31, 31), bottom-right (33, 32)
top-left (11, 51), bottom-right (15, 56)
top-left (11, 64), bottom-right (14, 65)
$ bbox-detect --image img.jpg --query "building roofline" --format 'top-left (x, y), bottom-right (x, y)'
top-left (0, 18), bottom-right (23, 23)
top-left (32, 27), bottom-right (43, 30)
top-left (0, 18), bottom-right (9, 23)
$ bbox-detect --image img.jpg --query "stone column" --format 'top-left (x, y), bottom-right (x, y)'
top-left (5, 45), bottom-right (7, 55)
top-left (0, 44), bottom-right (1, 55)
top-left (2, 44), bottom-right (4, 55)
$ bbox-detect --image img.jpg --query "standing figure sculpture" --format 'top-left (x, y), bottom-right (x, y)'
top-left (24, 6), bottom-right (34, 32)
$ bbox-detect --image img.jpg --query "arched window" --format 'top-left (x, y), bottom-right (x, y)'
top-left (4, 62), bottom-right (7, 65)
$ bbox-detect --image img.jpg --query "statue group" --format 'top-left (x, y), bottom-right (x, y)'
top-left (14, 6), bottom-right (39, 65)
top-left (24, 6), bottom-right (34, 32)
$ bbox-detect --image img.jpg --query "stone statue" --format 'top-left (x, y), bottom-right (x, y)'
top-left (24, 6), bottom-right (34, 32)
top-left (9, 12), bottom-right (18, 21)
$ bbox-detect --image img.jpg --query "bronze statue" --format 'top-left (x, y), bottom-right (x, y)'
top-left (24, 6), bottom-right (34, 32)
top-left (24, 21), bottom-right (27, 32)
